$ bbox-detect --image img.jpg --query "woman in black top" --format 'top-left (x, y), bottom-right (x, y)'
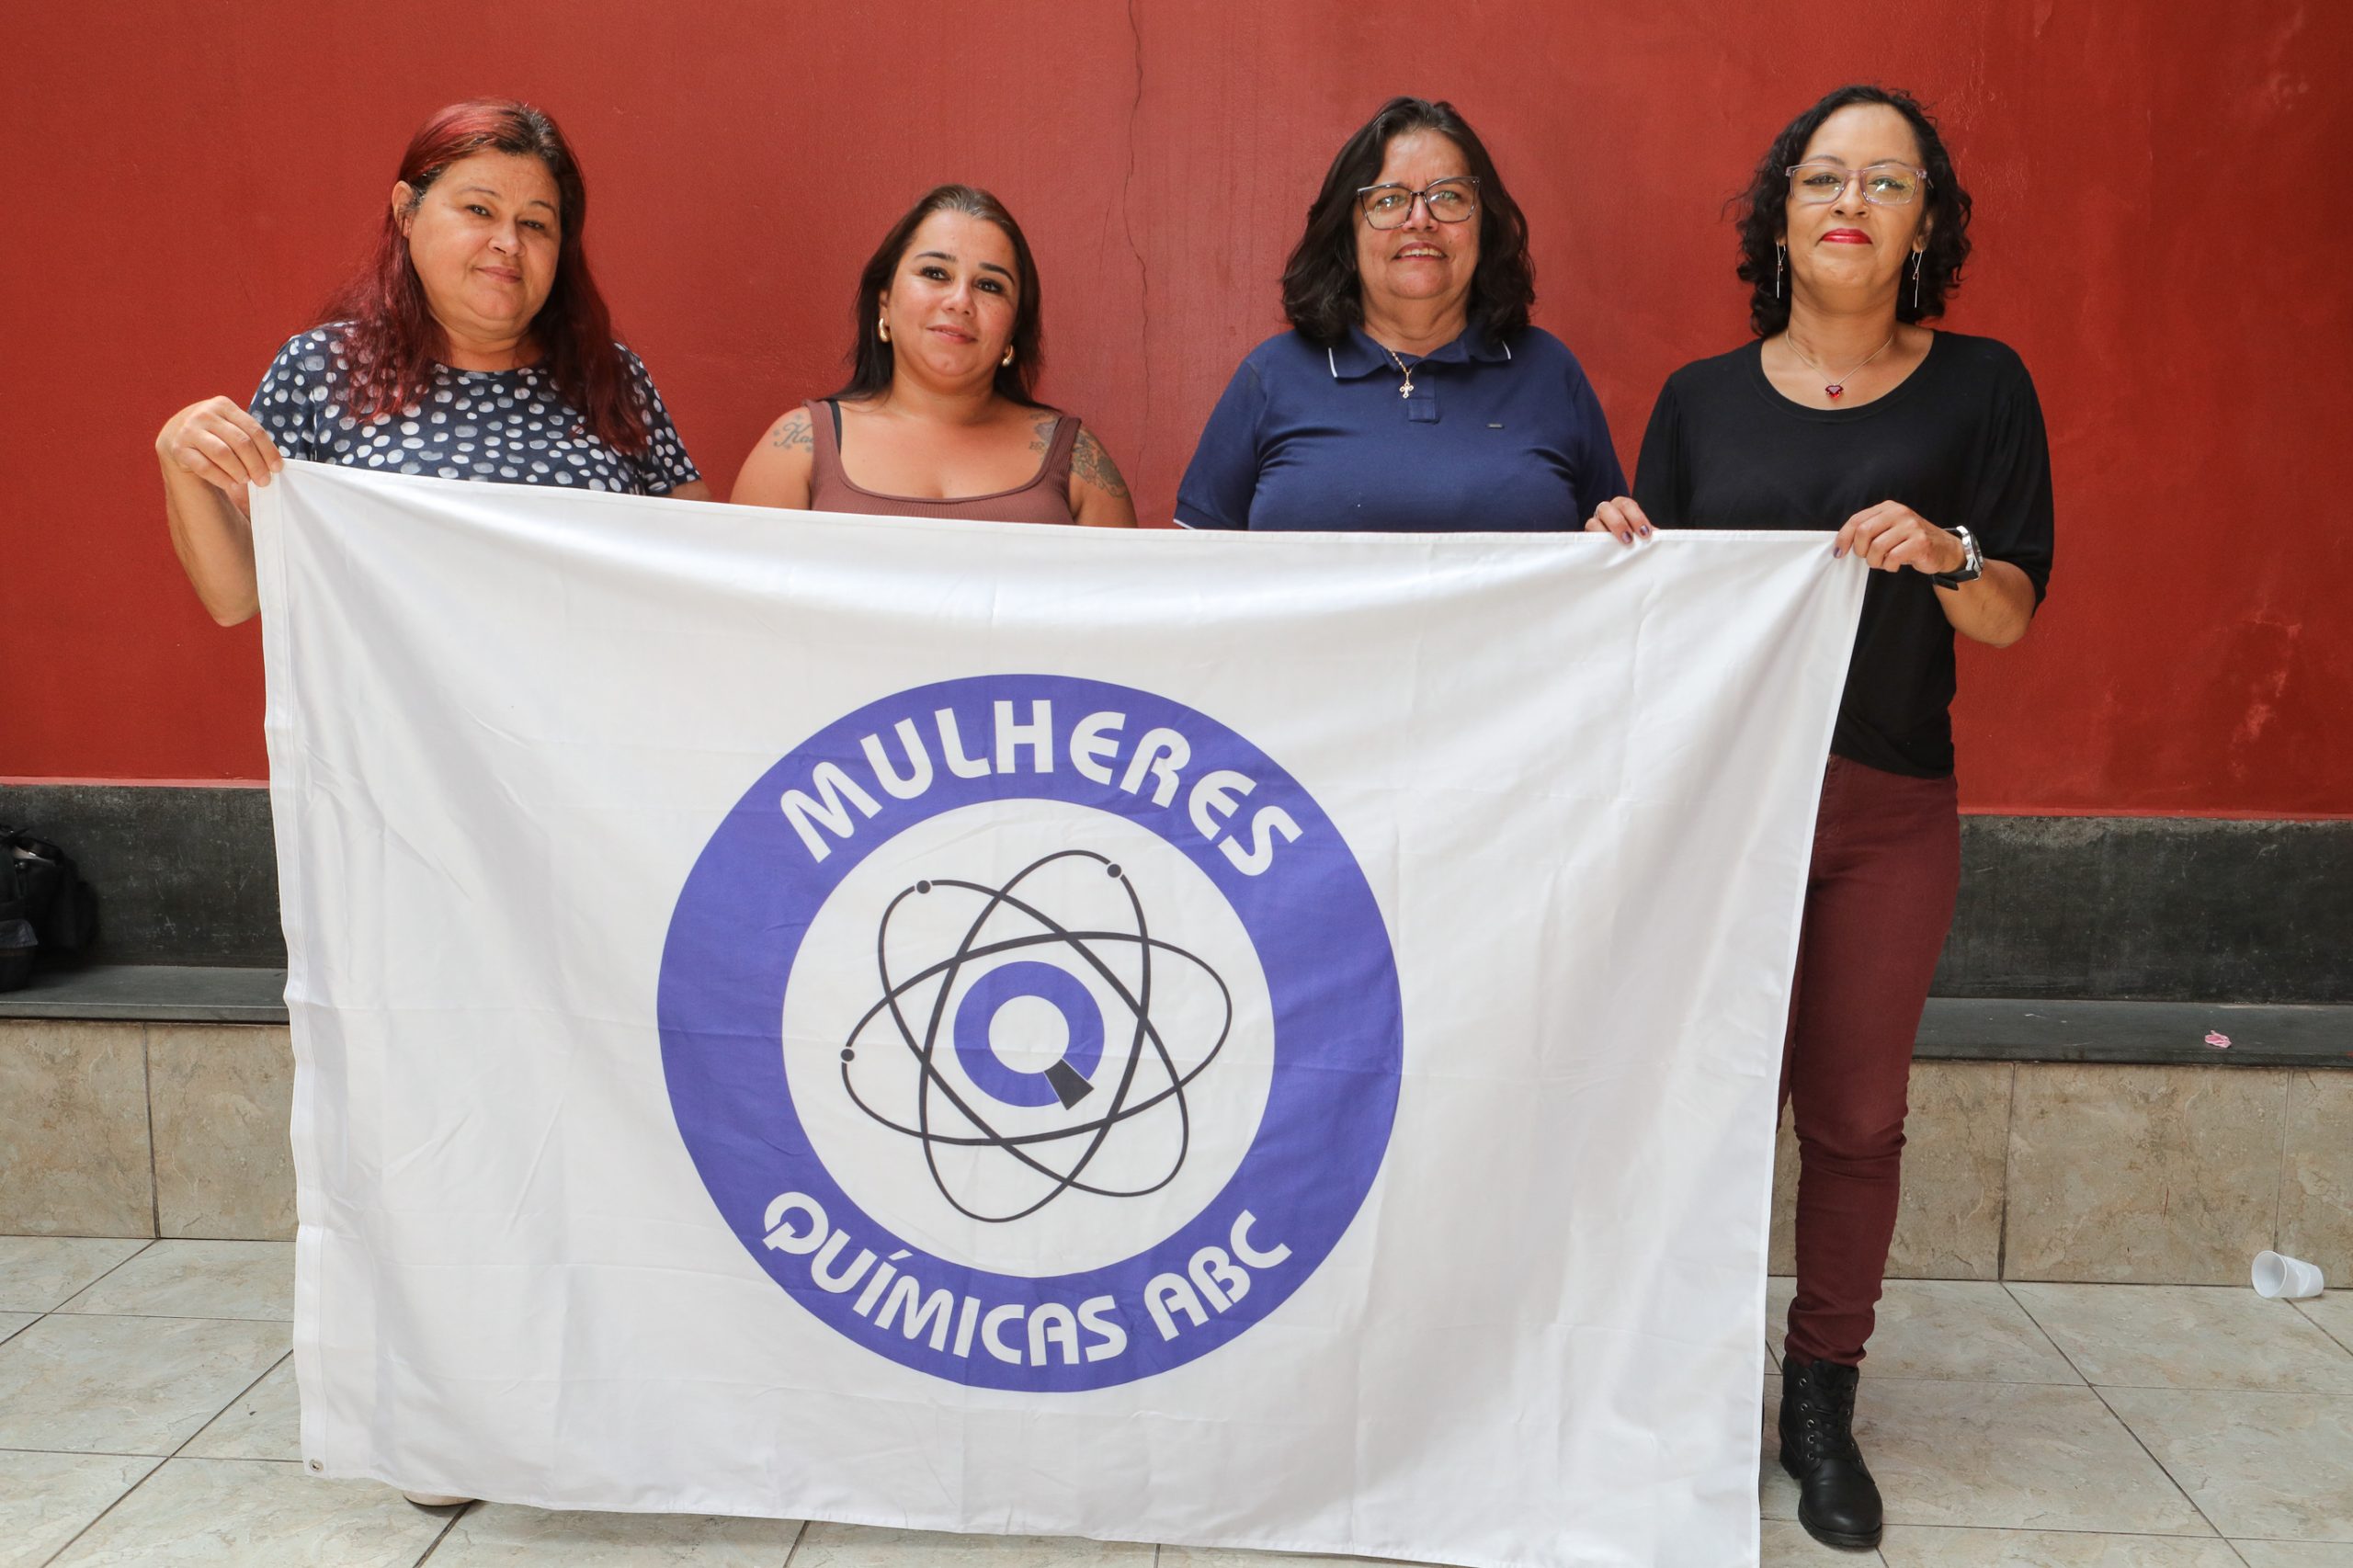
top-left (1588, 85), bottom-right (2052, 1551)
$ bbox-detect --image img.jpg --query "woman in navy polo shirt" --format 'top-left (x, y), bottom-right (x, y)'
top-left (1176, 97), bottom-right (1621, 531)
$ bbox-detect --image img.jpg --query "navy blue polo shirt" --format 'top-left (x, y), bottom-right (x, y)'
top-left (1175, 324), bottom-right (1624, 531)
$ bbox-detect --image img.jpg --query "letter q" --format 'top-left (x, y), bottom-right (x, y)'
top-left (762, 1192), bottom-right (829, 1254)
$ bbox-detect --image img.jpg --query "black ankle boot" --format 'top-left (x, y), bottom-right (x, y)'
top-left (1779, 1355), bottom-right (1882, 1550)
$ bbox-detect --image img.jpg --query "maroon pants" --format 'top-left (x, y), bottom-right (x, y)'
top-left (1779, 755), bottom-right (1961, 1368)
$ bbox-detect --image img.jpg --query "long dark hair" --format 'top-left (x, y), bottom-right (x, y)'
top-left (1280, 97), bottom-right (1535, 349)
top-left (832, 184), bottom-right (1045, 406)
top-left (318, 98), bottom-right (646, 451)
top-left (1733, 84), bottom-right (1974, 337)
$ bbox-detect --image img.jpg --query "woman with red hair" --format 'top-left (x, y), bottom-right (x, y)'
top-left (159, 98), bottom-right (709, 625)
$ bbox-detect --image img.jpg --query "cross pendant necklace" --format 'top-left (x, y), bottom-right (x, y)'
top-left (1385, 347), bottom-right (1422, 398)
top-left (1786, 330), bottom-right (1896, 402)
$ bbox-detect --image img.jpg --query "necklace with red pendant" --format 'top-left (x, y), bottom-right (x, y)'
top-left (1785, 330), bottom-right (1896, 402)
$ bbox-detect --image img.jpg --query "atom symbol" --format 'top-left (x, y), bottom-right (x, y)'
top-left (838, 849), bottom-right (1233, 1224)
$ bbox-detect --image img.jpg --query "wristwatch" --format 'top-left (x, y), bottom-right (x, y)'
top-left (1932, 525), bottom-right (1983, 588)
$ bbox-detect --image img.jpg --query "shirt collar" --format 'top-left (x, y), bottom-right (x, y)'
top-left (1324, 323), bottom-right (1514, 379)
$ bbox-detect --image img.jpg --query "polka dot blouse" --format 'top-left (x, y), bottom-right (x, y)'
top-left (246, 327), bottom-right (701, 494)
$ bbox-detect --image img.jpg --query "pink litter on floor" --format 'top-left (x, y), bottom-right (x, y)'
top-left (2204, 1031), bottom-right (2232, 1049)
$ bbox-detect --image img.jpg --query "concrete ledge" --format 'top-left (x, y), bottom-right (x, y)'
top-left (1916, 997), bottom-right (2353, 1068)
top-left (0, 965), bottom-right (288, 1024)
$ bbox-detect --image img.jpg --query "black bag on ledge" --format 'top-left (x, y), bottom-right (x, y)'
top-left (0, 826), bottom-right (99, 991)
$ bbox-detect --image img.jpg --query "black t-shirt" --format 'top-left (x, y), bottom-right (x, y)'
top-left (1632, 331), bottom-right (2053, 778)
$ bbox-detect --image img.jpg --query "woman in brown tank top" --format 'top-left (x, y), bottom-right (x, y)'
top-left (731, 185), bottom-right (1136, 527)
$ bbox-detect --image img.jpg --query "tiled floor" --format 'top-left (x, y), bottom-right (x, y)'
top-left (4, 1238), bottom-right (2350, 1567)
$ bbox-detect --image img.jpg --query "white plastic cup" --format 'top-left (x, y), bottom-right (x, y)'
top-left (2252, 1250), bottom-right (2326, 1300)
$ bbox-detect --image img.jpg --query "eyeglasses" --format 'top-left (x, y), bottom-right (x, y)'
top-left (1357, 176), bottom-right (1480, 229)
top-left (1785, 160), bottom-right (1929, 207)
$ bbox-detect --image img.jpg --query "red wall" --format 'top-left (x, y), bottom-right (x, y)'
top-left (8, 1), bottom-right (2348, 813)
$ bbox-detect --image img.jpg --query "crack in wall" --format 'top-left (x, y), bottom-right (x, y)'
top-left (1121, 0), bottom-right (1153, 446)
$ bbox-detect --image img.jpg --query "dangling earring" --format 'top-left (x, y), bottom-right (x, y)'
top-left (1910, 251), bottom-right (1924, 312)
top-left (1000, 347), bottom-right (1015, 369)
top-left (877, 313), bottom-right (891, 344)
top-left (1774, 242), bottom-right (1785, 301)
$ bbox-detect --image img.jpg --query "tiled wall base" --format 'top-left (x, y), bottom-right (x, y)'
top-left (5, 1025), bottom-right (2346, 1283)
top-left (1769, 1061), bottom-right (2353, 1286)
top-left (0, 1022), bottom-right (293, 1242)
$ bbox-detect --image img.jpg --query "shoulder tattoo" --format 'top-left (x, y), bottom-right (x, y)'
top-left (1029, 415), bottom-right (1058, 455)
top-left (1071, 427), bottom-right (1131, 501)
top-left (769, 409), bottom-right (813, 453)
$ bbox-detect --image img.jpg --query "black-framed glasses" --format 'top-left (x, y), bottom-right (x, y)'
top-left (1357, 176), bottom-right (1480, 229)
top-left (1785, 159), bottom-right (1929, 207)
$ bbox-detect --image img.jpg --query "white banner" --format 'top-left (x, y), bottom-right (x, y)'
top-left (254, 461), bottom-right (1862, 1568)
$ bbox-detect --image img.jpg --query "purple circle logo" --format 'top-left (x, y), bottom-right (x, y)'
top-left (952, 960), bottom-right (1105, 1110)
top-left (659, 676), bottom-right (1401, 1391)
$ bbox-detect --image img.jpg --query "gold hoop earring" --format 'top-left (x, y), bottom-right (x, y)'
top-left (877, 314), bottom-right (891, 345)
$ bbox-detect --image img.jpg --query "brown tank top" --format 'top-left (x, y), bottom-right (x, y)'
top-left (804, 399), bottom-right (1082, 524)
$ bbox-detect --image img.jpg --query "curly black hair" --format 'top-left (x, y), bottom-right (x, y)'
top-left (1733, 85), bottom-right (1973, 337)
top-left (1280, 97), bottom-right (1535, 348)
